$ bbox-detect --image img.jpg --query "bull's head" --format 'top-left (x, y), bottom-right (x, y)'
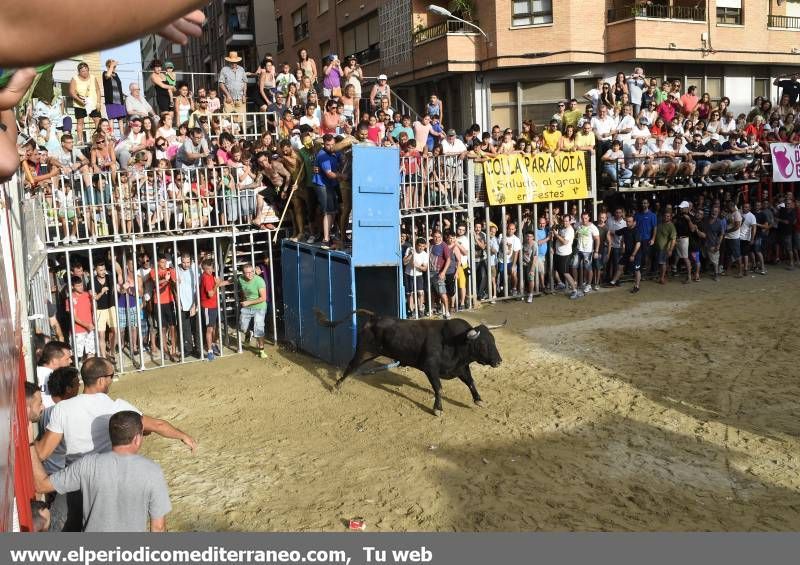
top-left (465, 322), bottom-right (504, 368)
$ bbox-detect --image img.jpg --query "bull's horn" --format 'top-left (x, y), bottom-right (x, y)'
top-left (482, 320), bottom-right (508, 330)
top-left (466, 329), bottom-right (480, 340)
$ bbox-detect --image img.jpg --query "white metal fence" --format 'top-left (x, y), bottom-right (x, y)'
top-left (36, 166), bottom-right (282, 246)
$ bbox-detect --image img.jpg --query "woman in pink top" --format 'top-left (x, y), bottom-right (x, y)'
top-left (216, 132), bottom-right (235, 166)
top-left (412, 115), bottom-right (433, 148)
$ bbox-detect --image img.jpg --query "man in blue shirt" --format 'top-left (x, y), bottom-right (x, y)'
top-left (633, 198), bottom-right (657, 275)
top-left (428, 115), bottom-right (444, 151)
top-left (311, 134), bottom-right (342, 248)
top-left (535, 216), bottom-right (550, 293)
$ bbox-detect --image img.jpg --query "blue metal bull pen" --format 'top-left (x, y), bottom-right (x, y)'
top-left (281, 146), bottom-right (404, 366)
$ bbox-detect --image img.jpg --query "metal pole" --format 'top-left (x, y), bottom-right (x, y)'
top-left (267, 236), bottom-right (278, 344)
top-left (500, 205), bottom-right (508, 298)
top-left (131, 234), bottom-right (144, 370)
top-left (549, 202), bottom-right (554, 294)
top-left (152, 241), bottom-right (164, 366)
top-left (193, 237), bottom-right (205, 360)
top-left (109, 245), bottom-right (123, 373)
top-left (173, 239), bottom-right (184, 362)
top-left (231, 231), bottom-right (242, 353)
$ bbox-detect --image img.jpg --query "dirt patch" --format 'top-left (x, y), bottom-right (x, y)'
top-left (114, 270), bottom-right (800, 531)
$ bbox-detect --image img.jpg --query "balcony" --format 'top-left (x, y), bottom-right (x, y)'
top-left (768, 14), bottom-right (800, 30)
top-left (412, 19), bottom-right (480, 46)
top-left (607, 3), bottom-right (706, 24)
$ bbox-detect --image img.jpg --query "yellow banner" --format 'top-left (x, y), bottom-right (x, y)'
top-left (483, 153), bottom-right (589, 205)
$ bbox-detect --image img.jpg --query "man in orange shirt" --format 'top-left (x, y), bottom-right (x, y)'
top-left (151, 256), bottom-right (178, 362)
top-left (65, 276), bottom-right (95, 362)
top-left (680, 85), bottom-right (699, 117)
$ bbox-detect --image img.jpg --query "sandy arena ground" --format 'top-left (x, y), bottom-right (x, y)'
top-left (114, 269), bottom-right (800, 531)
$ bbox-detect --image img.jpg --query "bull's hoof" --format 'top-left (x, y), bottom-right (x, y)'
top-left (433, 408), bottom-right (443, 417)
top-left (474, 399), bottom-right (485, 408)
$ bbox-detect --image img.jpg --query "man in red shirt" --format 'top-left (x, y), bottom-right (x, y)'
top-left (199, 259), bottom-right (230, 361)
top-left (151, 256), bottom-right (178, 363)
top-left (65, 276), bottom-right (95, 362)
top-left (680, 85), bottom-right (699, 117)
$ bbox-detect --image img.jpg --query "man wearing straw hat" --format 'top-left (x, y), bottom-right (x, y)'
top-left (219, 51), bottom-right (248, 119)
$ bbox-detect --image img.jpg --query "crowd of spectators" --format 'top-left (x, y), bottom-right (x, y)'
top-left (402, 187), bottom-right (799, 310)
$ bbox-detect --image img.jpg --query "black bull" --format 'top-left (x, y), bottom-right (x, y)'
top-left (314, 309), bottom-right (504, 416)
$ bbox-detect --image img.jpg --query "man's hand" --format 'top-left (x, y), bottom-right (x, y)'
top-left (189, 304), bottom-right (196, 317)
top-left (182, 435), bottom-right (198, 454)
top-left (157, 10), bottom-right (206, 45)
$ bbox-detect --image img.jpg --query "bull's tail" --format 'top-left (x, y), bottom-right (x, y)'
top-left (313, 308), bottom-right (376, 328)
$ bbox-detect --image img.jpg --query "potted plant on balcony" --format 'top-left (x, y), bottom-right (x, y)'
top-left (448, 0), bottom-right (474, 21)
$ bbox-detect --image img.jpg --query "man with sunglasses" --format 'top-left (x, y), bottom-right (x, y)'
top-left (188, 97), bottom-right (213, 129)
top-left (34, 357), bottom-right (196, 531)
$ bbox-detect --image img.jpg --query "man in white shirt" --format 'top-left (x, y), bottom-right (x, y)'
top-left (591, 105), bottom-right (616, 153)
top-left (614, 104), bottom-right (636, 144)
top-left (552, 215), bottom-right (580, 299)
top-left (440, 129), bottom-right (467, 157)
top-left (739, 201), bottom-right (757, 274)
top-left (124, 83), bottom-right (157, 122)
top-left (499, 222), bottom-right (522, 296)
top-left (623, 136), bottom-right (656, 188)
top-left (723, 201), bottom-right (743, 278)
top-left (583, 78), bottom-right (604, 115)
top-left (36, 341), bottom-right (72, 408)
top-left (574, 212), bottom-right (600, 294)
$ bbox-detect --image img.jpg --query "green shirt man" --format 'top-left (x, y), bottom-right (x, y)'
top-left (238, 273), bottom-right (267, 311)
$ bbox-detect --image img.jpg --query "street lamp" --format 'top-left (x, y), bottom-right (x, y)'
top-left (426, 4), bottom-right (489, 40)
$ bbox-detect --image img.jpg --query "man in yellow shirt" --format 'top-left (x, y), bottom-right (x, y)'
top-left (542, 120), bottom-right (562, 153)
top-left (562, 98), bottom-right (583, 130)
top-left (574, 121), bottom-right (597, 153)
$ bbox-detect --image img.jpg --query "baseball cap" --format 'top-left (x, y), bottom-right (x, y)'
top-left (678, 201), bottom-right (690, 209)
top-left (378, 74), bottom-right (387, 81)
top-left (165, 61), bottom-right (175, 69)
top-left (446, 129), bottom-right (457, 136)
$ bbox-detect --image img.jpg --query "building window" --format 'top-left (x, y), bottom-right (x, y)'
top-left (293, 5), bottom-right (309, 42)
top-left (706, 78), bottom-right (722, 103)
top-left (490, 85), bottom-right (518, 131)
top-left (753, 79), bottom-right (769, 100)
top-left (716, 7), bottom-right (742, 25)
top-left (320, 40), bottom-right (331, 59)
top-left (521, 80), bottom-right (567, 127)
top-left (342, 13), bottom-right (380, 63)
top-left (276, 16), bottom-right (284, 51)
top-left (512, 0), bottom-right (553, 27)
top-left (319, 0), bottom-right (329, 16)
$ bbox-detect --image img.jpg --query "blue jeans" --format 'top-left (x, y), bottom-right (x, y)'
top-left (604, 162), bottom-right (632, 184)
top-left (239, 306), bottom-right (266, 338)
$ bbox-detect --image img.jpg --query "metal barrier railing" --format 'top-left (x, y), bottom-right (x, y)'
top-left (47, 230), bottom-right (283, 374)
top-left (37, 166), bottom-right (281, 246)
top-left (399, 154), bottom-right (467, 213)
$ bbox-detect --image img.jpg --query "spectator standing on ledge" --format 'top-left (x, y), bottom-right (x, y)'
top-left (102, 59), bottom-right (127, 134)
top-left (36, 411), bottom-right (172, 532)
top-left (219, 51), bottom-right (248, 116)
top-left (69, 62), bottom-right (101, 144)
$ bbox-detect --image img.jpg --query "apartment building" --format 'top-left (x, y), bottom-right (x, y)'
top-left (140, 0), bottom-right (278, 102)
top-left (273, 0), bottom-right (800, 131)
